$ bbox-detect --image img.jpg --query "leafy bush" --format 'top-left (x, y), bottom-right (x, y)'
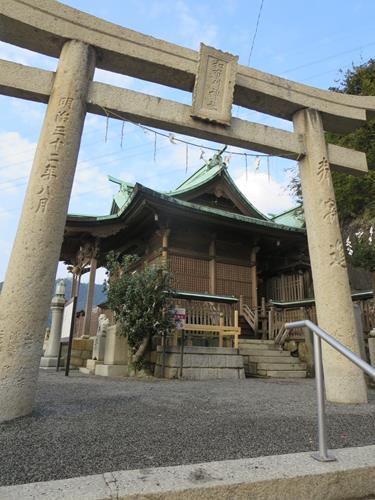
top-left (104, 252), bottom-right (174, 368)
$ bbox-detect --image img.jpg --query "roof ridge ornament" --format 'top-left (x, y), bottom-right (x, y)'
top-left (205, 145), bottom-right (228, 171)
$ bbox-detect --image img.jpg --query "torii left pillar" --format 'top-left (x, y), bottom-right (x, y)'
top-left (0, 40), bottom-right (96, 422)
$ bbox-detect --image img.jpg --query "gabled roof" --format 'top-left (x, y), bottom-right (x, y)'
top-left (271, 205), bottom-right (304, 228)
top-left (170, 147), bottom-right (227, 195)
top-left (170, 164), bottom-right (268, 220)
top-left (106, 148), bottom-right (268, 220)
top-left (108, 175), bottom-right (134, 214)
top-left (67, 183), bottom-right (305, 236)
top-left (67, 150), bottom-right (302, 234)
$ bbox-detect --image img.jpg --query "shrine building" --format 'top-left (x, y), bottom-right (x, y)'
top-left (61, 150), bottom-right (313, 342)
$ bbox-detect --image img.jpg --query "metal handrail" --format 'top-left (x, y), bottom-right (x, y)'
top-left (285, 319), bottom-right (375, 462)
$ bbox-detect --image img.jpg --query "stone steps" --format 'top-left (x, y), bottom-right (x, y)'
top-left (257, 362), bottom-right (307, 371)
top-left (239, 339), bottom-right (307, 379)
top-left (239, 348), bottom-right (289, 356)
top-left (154, 346), bottom-right (245, 380)
top-left (239, 343), bottom-right (283, 351)
top-left (257, 369), bottom-right (307, 378)
top-left (239, 339), bottom-right (275, 345)
top-left (244, 355), bottom-right (298, 363)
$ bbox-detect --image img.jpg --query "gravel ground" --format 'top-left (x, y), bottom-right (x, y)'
top-left (0, 371), bottom-right (374, 487)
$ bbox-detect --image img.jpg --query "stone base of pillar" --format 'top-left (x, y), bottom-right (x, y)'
top-left (40, 356), bottom-right (62, 368)
top-left (84, 359), bottom-right (103, 374)
top-left (369, 338), bottom-right (375, 367)
top-left (95, 364), bottom-right (128, 377)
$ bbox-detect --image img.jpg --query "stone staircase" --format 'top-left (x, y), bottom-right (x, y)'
top-left (238, 339), bottom-right (307, 378)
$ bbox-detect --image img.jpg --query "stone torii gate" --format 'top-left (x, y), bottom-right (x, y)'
top-left (0, 0), bottom-right (374, 422)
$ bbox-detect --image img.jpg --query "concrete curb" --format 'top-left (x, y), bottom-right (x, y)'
top-left (1, 445), bottom-right (374, 500)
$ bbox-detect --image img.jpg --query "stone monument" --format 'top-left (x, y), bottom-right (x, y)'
top-left (40, 280), bottom-right (66, 368)
top-left (95, 325), bottom-right (128, 377)
top-left (83, 313), bottom-right (110, 374)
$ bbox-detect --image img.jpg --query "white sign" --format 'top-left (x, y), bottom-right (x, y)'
top-left (172, 308), bottom-right (186, 330)
top-left (61, 298), bottom-right (75, 341)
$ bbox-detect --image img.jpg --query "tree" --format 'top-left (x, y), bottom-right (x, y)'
top-left (328, 59), bottom-right (375, 224)
top-left (105, 252), bottom-right (174, 371)
top-left (288, 59), bottom-right (375, 282)
top-left (289, 59), bottom-right (375, 215)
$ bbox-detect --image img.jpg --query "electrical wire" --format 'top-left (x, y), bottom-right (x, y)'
top-left (247, 0), bottom-right (265, 67)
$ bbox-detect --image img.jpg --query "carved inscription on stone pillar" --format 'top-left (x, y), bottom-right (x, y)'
top-left (191, 44), bottom-right (238, 126)
top-left (329, 239), bottom-right (346, 268)
top-left (34, 96), bottom-right (74, 214)
top-left (321, 198), bottom-right (337, 223)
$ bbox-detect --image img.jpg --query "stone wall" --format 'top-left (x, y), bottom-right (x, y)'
top-left (61, 338), bottom-right (93, 369)
top-left (154, 346), bottom-right (245, 380)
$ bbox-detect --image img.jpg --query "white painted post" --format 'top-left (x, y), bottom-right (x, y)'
top-left (0, 40), bottom-right (96, 422)
top-left (293, 108), bottom-right (367, 403)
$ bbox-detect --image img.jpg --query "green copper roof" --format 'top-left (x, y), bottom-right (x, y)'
top-left (67, 182), bottom-right (305, 236)
top-left (170, 146), bottom-right (227, 195)
top-left (68, 151), bottom-right (303, 233)
top-left (108, 175), bottom-right (134, 214)
top-left (270, 290), bottom-right (373, 307)
top-left (140, 186), bottom-right (305, 233)
top-left (271, 205), bottom-right (304, 228)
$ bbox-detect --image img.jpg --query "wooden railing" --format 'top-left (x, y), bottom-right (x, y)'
top-left (266, 271), bottom-right (310, 302)
top-left (170, 300), bottom-right (241, 348)
top-left (182, 322), bottom-right (241, 348)
top-left (268, 305), bottom-right (317, 341)
top-left (174, 310), bottom-right (240, 348)
top-left (173, 298), bottom-right (235, 327)
top-left (242, 304), bottom-right (258, 333)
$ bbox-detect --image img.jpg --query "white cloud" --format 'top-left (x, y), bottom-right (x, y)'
top-left (70, 160), bottom-right (115, 202)
top-left (94, 68), bottom-right (134, 89)
top-left (0, 41), bottom-right (56, 71)
top-left (174, 0), bottom-right (218, 49)
top-left (233, 170), bottom-right (295, 216)
top-left (0, 132), bottom-right (36, 191)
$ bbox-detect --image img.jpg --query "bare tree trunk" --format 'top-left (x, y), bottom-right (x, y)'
top-left (132, 332), bottom-right (152, 365)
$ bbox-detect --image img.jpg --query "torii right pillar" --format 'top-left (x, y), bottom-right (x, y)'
top-left (293, 108), bottom-right (367, 403)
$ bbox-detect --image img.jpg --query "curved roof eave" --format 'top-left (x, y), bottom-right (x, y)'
top-left (66, 183), bottom-right (306, 235)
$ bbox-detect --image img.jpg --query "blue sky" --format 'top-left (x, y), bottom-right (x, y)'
top-left (0, 0), bottom-right (374, 283)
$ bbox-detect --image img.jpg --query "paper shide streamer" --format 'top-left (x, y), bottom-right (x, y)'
top-left (99, 106), bottom-right (296, 186)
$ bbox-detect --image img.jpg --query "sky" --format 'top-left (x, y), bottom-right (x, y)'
top-left (0, 0), bottom-right (374, 284)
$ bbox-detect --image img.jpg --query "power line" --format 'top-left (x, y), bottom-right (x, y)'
top-left (281, 40), bottom-right (375, 76)
top-left (236, 0), bottom-right (265, 118)
top-left (0, 142), bottom-right (175, 194)
top-left (0, 162), bottom-right (203, 217)
top-left (0, 123), bottom-right (143, 172)
top-left (247, 0), bottom-right (265, 67)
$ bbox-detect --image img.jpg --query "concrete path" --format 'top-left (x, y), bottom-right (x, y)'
top-left (1, 445), bottom-right (375, 500)
top-left (0, 371), bottom-right (374, 487)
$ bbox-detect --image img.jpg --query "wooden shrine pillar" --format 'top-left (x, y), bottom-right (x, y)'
top-left (250, 246), bottom-right (259, 309)
top-left (161, 228), bottom-right (170, 269)
top-left (83, 255), bottom-right (98, 337)
top-left (209, 239), bottom-right (216, 295)
top-left (71, 273), bottom-right (78, 299)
